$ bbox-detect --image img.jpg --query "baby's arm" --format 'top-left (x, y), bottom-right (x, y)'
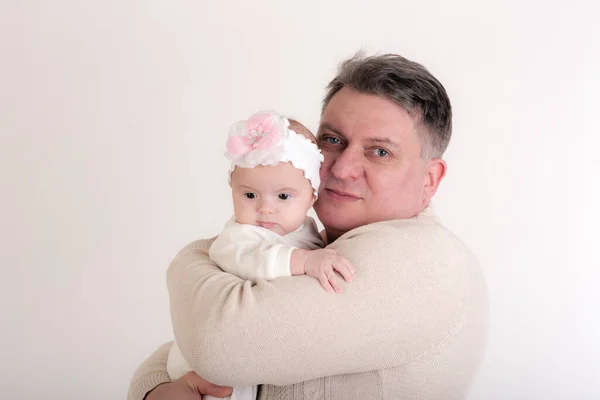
top-left (210, 223), bottom-right (355, 291)
top-left (208, 225), bottom-right (294, 281)
top-left (290, 248), bottom-right (355, 293)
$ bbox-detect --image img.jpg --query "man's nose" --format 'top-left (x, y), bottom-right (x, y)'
top-left (330, 148), bottom-right (364, 180)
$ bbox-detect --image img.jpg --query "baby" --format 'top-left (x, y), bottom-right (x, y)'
top-left (166, 110), bottom-right (354, 400)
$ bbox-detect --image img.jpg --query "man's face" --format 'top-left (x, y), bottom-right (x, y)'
top-left (314, 87), bottom-right (444, 240)
top-left (231, 162), bottom-right (316, 236)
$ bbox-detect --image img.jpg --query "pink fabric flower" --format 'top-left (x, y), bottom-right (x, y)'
top-left (225, 111), bottom-right (288, 168)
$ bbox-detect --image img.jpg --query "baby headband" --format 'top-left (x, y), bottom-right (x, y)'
top-left (225, 110), bottom-right (324, 196)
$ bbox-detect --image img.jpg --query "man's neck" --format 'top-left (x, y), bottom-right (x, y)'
top-left (324, 227), bottom-right (346, 245)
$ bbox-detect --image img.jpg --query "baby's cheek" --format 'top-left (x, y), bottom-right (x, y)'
top-left (283, 212), bottom-right (305, 233)
top-left (234, 209), bottom-right (253, 225)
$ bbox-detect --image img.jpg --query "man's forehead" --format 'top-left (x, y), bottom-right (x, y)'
top-left (319, 87), bottom-right (417, 139)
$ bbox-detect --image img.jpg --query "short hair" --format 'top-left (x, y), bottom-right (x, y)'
top-left (322, 53), bottom-right (452, 159)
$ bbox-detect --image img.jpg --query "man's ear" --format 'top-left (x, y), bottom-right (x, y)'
top-left (422, 158), bottom-right (447, 207)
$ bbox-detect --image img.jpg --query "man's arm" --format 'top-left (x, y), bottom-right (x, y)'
top-left (127, 342), bottom-right (235, 400)
top-left (128, 342), bottom-right (172, 400)
top-left (169, 221), bottom-right (473, 387)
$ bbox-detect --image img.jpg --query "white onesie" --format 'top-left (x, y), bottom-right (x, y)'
top-left (167, 216), bottom-right (323, 400)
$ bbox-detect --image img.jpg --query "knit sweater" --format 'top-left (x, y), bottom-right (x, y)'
top-left (128, 206), bottom-right (488, 400)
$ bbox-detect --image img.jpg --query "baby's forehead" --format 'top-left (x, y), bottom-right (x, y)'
top-left (233, 162), bottom-right (312, 188)
top-left (288, 119), bottom-right (317, 145)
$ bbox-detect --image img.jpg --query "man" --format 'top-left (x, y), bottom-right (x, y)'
top-left (129, 53), bottom-right (488, 400)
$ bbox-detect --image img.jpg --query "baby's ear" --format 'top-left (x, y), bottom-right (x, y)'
top-left (309, 194), bottom-right (317, 208)
top-left (228, 169), bottom-right (235, 188)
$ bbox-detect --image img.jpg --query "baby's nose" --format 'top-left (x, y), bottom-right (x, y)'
top-left (258, 201), bottom-right (274, 214)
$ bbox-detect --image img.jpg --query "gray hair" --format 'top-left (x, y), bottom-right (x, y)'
top-left (322, 53), bottom-right (452, 159)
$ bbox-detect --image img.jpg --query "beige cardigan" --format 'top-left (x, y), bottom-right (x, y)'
top-left (129, 206), bottom-right (488, 399)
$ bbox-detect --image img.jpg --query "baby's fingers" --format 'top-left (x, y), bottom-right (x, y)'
top-left (333, 257), bottom-right (355, 283)
top-left (326, 268), bottom-right (344, 293)
top-left (318, 271), bottom-right (335, 294)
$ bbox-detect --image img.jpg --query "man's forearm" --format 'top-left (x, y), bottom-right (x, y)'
top-left (128, 342), bottom-right (172, 400)
top-left (167, 226), bottom-right (472, 387)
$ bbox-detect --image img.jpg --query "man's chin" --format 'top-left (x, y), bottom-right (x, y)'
top-left (316, 205), bottom-right (363, 235)
top-left (314, 200), bottom-right (341, 223)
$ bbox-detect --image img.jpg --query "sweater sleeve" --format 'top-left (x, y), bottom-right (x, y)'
top-left (208, 225), bottom-right (293, 281)
top-left (168, 222), bottom-right (472, 387)
top-left (127, 341), bottom-right (172, 400)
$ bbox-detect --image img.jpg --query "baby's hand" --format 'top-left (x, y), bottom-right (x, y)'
top-left (292, 248), bottom-right (355, 293)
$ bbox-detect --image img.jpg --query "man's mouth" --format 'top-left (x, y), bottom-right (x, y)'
top-left (325, 188), bottom-right (361, 202)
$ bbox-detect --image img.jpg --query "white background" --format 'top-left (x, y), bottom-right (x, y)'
top-left (2, 0), bottom-right (599, 399)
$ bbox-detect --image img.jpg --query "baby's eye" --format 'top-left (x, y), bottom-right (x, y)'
top-left (245, 193), bottom-right (257, 199)
top-left (278, 193), bottom-right (291, 200)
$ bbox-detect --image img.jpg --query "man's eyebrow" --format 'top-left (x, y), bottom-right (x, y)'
top-left (318, 123), bottom-right (346, 139)
top-left (365, 137), bottom-right (400, 149)
top-left (319, 123), bottom-right (400, 149)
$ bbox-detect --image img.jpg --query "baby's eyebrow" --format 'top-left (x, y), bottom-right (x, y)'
top-left (278, 187), bottom-right (300, 194)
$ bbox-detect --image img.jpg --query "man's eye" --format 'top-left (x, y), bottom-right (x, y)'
top-left (245, 193), bottom-right (256, 199)
top-left (323, 136), bottom-right (341, 145)
top-left (278, 194), bottom-right (291, 200)
top-left (373, 148), bottom-right (389, 157)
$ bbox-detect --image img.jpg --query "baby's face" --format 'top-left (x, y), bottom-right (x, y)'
top-left (231, 162), bottom-right (316, 235)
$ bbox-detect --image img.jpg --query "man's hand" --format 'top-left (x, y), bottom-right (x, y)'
top-left (291, 248), bottom-right (355, 293)
top-left (145, 372), bottom-right (233, 400)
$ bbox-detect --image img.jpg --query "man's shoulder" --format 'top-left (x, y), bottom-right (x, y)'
top-left (338, 214), bottom-right (456, 244)
top-left (332, 216), bottom-right (476, 268)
